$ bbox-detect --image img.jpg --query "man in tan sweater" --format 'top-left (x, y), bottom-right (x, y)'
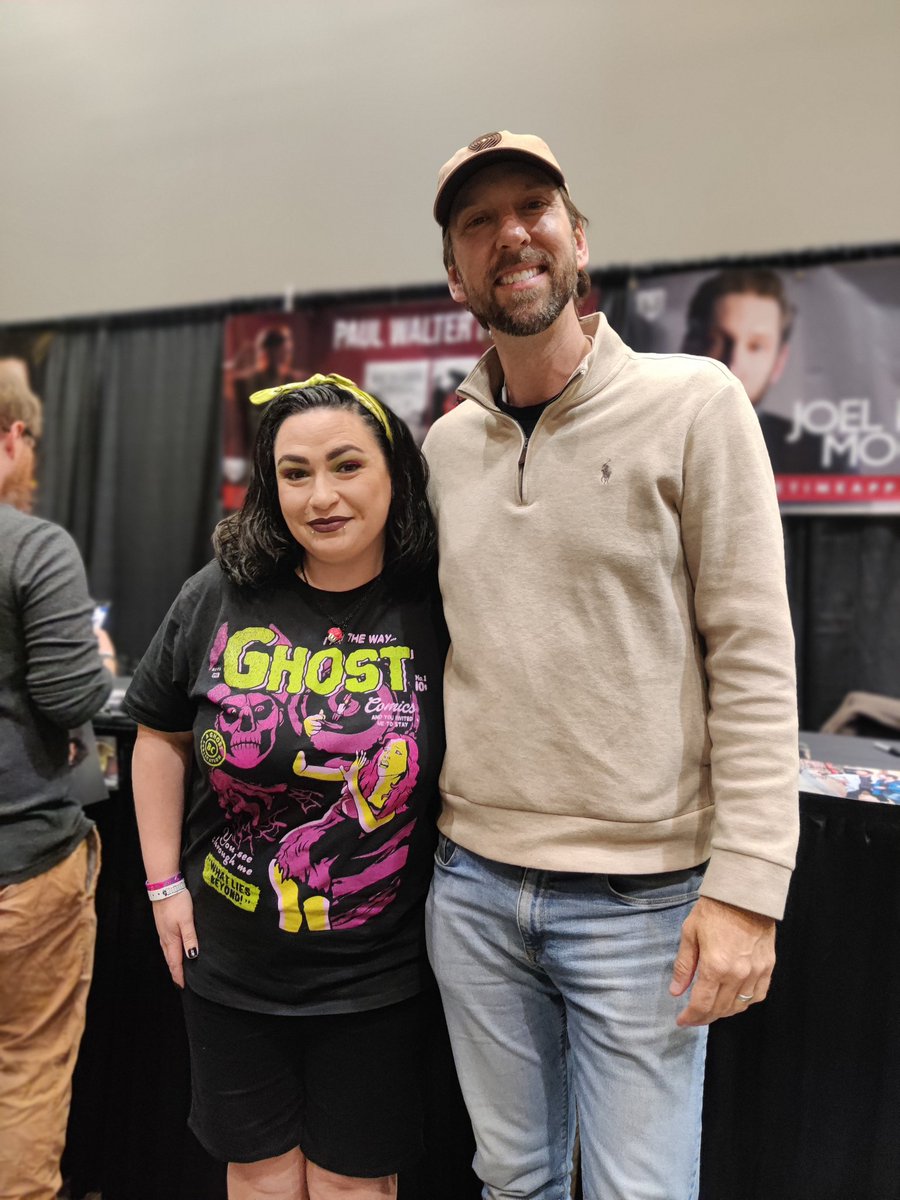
top-left (423, 132), bottom-right (799, 1200)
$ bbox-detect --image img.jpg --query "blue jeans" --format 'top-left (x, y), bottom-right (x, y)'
top-left (426, 837), bottom-right (707, 1200)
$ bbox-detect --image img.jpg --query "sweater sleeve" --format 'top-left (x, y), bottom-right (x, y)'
top-left (679, 375), bottom-right (799, 919)
top-left (16, 522), bottom-right (113, 729)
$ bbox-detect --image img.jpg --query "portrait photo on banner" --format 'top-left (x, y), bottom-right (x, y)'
top-left (625, 256), bottom-right (900, 514)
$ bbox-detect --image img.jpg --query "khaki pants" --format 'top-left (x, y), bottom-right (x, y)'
top-left (0, 829), bottom-right (100, 1200)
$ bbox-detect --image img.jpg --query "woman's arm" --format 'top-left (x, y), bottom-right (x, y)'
top-left (132, 724), bottom-right (197, 988)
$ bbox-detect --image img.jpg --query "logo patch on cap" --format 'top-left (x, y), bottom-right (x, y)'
top-left (468, 132), bottom-right (502, 152)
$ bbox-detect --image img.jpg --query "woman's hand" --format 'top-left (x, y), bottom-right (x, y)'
top-left (151, 889), bottom-right (199, 988)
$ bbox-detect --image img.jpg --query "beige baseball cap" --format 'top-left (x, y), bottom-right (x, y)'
top-left (434, 130), bottom-right (567, 226)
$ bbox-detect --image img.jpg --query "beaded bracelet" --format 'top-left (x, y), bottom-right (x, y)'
top-left (147, 878), bottom-right (187, 902)
top-left (145, 872), bottom-right (184, 891)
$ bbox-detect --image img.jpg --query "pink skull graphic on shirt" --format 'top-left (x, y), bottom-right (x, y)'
top-left (213, 687), bottom-right (283, 769)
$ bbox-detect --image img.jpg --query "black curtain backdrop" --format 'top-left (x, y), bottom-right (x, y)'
top-left (785, 516), bottom-right (900, 728)
top-left (34, 318), bottom-right (223, 668)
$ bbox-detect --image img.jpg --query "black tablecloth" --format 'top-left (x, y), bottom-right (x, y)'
top-left (64, 727), bottom-right (900, 1199)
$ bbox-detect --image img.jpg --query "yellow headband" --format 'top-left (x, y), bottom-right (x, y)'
top-left (249, 373), bottom-right (394, 445)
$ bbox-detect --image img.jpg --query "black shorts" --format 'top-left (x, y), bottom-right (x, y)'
top-left (182, 988), bottom-right (427, 1176)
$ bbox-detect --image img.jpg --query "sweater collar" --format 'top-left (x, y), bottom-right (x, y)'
top-left (456, 312), bottom-right (628, 414)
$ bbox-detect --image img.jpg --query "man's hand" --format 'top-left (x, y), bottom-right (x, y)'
top-left (670, 895), bottom-right (776, 1027)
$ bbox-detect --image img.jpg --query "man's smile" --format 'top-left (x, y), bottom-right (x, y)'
top-left (496, 265), bottom-right (546, 288)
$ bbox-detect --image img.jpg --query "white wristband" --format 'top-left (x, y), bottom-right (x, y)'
top-left (147, 878), bottom-right (187, 902)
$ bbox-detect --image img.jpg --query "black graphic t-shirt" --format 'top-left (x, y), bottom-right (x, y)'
top-left (124, 561), bottom-right (446, 1016)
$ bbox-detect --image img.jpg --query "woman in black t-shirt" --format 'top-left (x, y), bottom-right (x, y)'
top-left (125, 376), bottom-right (446, 1200)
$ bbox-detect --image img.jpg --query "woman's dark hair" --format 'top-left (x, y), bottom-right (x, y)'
top-left (214, 383), bottom-right (436, 593)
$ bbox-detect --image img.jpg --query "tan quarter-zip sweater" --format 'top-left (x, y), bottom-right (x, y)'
top-left (422, 312), bottom-right (799, 920)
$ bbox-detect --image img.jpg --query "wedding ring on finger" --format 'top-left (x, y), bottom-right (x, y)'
top-left (737, 993), bottom-right (754, 1003)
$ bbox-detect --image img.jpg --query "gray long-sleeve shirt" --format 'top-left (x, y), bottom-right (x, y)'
top-left (0, 503), bottom-right (113, 884)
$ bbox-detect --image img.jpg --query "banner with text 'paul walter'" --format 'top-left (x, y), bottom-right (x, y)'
top-left (308, 298), bottom-right (494, 445)
top-left (625, 257), bottom-right (900, 513)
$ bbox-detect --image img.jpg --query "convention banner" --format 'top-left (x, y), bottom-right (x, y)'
top-left (221, 302), bottom-right (487, 515)
top-left (309, 298), bottom-right (492, 445)
top-left (221, 312), bottom-right (314, 513)
top-left (310, 288), bottom-right (603, 445)
top-left (625, 257), bottom-right (900, 513)
top-left (222, 289), bottom-right (606, 499)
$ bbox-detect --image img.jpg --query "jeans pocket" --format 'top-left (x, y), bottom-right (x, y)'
top-left (434, 833), bottom-right (459, 869)
top-left (606, 862), bottom-right (708, 908)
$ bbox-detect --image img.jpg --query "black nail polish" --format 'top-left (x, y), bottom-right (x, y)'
top-left (187, 947), bottom-right (199, 960)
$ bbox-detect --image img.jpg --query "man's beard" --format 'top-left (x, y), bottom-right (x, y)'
top-left (0, 459), bottom-right (34, 512)
top-left (461, 248), bottom-right (579, 337)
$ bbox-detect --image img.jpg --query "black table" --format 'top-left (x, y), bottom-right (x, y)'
top-left (64, 726), bottom-right (900, 1199)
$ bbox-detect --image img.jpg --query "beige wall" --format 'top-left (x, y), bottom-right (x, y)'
top-left (1, 0), bottom-right (898, 322)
